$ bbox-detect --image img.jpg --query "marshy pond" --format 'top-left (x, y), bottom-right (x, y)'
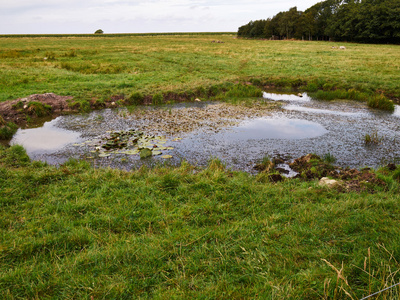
top-left (10, 93), bottom-right (400, 173)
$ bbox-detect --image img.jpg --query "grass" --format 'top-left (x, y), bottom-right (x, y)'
top-left (0, 116), bottom-right (18, 140)
top-left (0, 35), bottom-right (400, 108)
top-left (364, 131), bottom-right (384, 145)
top-left (1, 145), bottom-right (400, 299)
top-left (2, 34), bottom-right (400, 298)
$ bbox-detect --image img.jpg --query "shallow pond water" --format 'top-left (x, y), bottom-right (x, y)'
top-left (9, 93), bottom-right (400, 172)
top-left (11, 119), bottom-right (82, 154)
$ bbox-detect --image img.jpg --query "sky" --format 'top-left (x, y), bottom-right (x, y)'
top-left (0, 0), bottom-right (322, 34)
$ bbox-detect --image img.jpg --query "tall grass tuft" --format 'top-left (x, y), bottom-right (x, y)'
top-left (364, 131), bottom-right (383, 145)
top-left (367, 94), bottom-right (395, 111)
top-left (0, 117), bottom-right (18, 140)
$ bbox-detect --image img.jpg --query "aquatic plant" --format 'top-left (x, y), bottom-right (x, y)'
top-left (364, 131), bottom-right (383, 145)
top-left (323, 152), bottom-right (337, 164)
top-left (75, 129), bottom-right (175, 160)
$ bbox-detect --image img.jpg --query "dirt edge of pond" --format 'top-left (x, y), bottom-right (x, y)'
top-left (0, 93), bottom-right (77, 126)
top-left (256, 153), bottom-right (390, 193)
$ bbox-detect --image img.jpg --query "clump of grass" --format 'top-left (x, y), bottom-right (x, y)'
top-left (152, 93), bottom-right (163, 105)
top-left (392, 168), bottom-right (400, 182)
top-left (306, 82), bottom-right (319, 92)
top-left (63, 49), bottom-right (77, 57)
top-left (26, 101), bottom-right (52, 117)
top-left (44, 51), bottom-right (57, 61)
top-left (69, 98), bottom-right (91, 112)
top-left (0, 120), bottom-right (18, 140)
top-left (367, 94), bottom-right (395, 111)
top-left (0, 50), bottom-right (23, 59)
top-left (364, 131), bottom-right (383, 145)
top-left (323, 245), bottom-right (400, 300)
top-left (216, 83), bottom-right (263, 102)
top-left (254, 155), bottom-right (274, 172)
top-left (323, 152), bottom-right (337, 164)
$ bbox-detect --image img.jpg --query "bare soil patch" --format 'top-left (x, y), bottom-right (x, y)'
top-left (0, 93), bottom-right (76, 126)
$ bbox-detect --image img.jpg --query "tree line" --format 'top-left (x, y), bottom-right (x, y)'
top-left (237, 0), bottom-right (400, 44)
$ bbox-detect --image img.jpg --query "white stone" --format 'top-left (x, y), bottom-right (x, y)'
top-left (319, 177), bottom-right (339, 188)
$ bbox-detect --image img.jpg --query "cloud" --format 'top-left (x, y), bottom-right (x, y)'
top-left (0, 0), bottom-right (321, 34)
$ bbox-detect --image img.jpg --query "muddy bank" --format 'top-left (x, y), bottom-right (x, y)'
top-left (0, 93), bottom-right (76, 126)
top-left (256, 153), bottom-right (389, 193)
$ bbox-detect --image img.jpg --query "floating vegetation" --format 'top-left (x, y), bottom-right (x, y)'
top-left (120, 102), bottom-right (278, 137)
top-left (73, 129), bottom-right (176, 159)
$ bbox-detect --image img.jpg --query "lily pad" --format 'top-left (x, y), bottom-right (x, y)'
top-left (123, 149), bottom-right (140, 155)
top-left (98, 153), bottom-right (111, 158)
top-left (140, 148), bottom-right (152, 159)
top-left (152, 150), bottom-right (162, 156)
top-left (161, 155), bottom-right (173, 159)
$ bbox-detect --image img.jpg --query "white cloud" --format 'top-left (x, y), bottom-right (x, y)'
top-left (0, 0), bottom-right (321, 34)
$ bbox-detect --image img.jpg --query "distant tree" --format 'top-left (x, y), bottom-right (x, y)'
top-left (237, 0), bottom-right (400, 43)
top-left (94, 29), bottom-right (104, 34)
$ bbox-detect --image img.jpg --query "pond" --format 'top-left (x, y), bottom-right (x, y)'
top-left (9, 93), bottom-right (400, 172)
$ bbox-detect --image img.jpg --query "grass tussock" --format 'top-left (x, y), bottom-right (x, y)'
top-left (367, 94), bottom-right (395, 111)
top-left (0, 116), bottom-right (18, 140)
top-left (364, 131), bottom-right (383, 145)
top-left (1, 146), bottom-right (400, 298)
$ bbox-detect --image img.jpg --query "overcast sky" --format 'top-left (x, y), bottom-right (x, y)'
top-left (0, 0), bottom-right (322, 34)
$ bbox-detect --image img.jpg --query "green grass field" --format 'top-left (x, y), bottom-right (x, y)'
top-left (1, 34), bottom-right (400, 104)
top-left (2, 34), bottom-right (400, 299)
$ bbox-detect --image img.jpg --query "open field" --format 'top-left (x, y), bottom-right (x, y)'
top-left (1, 34), bottom-right (400, 105)
top-left (1, 34), bottom-right (400, 299)
top-left (1, 145), bottom-right (400, 299)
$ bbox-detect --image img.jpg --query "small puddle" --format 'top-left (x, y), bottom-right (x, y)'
top-left (215, 118), bottom-right (327, 140)
top-left (393, 105), bottom-right (400, 117)
top-left (10, 118), bottom-right (81, 155)
top-left (263, 92), bottom-right (311, 101)
top-left (284, 105), bottom-right (365, 117)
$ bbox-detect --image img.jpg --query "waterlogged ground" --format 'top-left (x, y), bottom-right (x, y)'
top-left (10, 93), bottom-right (400, 172)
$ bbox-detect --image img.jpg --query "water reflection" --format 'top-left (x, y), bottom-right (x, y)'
top-left (217, 118), bottom-right (327, 140)
top-left (263, 92), bottom-right (311, 101)
top-left (11, 118), bottom-right (81, 154)
top-left (284, 105), bottom-right (365, 117)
